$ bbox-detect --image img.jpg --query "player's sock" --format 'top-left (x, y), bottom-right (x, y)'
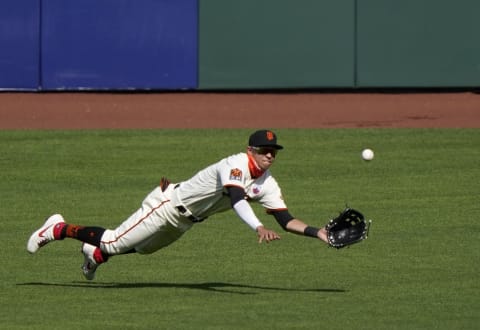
top-left (61, 224), bottom-right (106, 247)
top-left (52, 222), bottom-right (67, 240)
top-left (93, 246), bottom-right (109, 264)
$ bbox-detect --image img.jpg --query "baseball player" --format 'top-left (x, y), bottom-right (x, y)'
top-left (27, 130), bottom-right (329, 280)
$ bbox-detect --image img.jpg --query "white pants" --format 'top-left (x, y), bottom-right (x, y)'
top-left (99, 184), bottom-right (193, 255)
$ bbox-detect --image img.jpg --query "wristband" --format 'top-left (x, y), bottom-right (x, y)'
top-left (304, 226), bottom-right (320, 238)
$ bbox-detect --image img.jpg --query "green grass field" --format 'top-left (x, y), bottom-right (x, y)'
top-left (1, 129), bottom-right (479, 329)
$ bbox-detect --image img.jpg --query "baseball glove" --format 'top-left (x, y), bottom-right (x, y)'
top-left (325, 208), bottom-right (371, 249)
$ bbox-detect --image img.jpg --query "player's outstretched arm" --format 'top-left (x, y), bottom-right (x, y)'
top-left (284, 218), bottom-right (328, 244)
top-left (271, 210), bottom-right (328, 244)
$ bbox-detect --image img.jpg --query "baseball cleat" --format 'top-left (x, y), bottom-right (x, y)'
top-left (27, 214), bottom-right (65, 254)
top-left (81, 243), bottom-right (100, 281)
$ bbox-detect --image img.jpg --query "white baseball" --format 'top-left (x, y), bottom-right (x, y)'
top-left (362, 148), bottom-right (374, 161)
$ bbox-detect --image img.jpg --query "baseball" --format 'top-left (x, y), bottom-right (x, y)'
top-left (362, 148), bottom-right (374, 161)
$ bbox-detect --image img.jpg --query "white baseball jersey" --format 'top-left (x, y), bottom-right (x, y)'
top-left (171, 152), bottom-right (287, 219)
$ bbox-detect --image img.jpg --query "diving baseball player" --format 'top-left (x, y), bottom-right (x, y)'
top-left (27, 130), bottom-right (329, 280)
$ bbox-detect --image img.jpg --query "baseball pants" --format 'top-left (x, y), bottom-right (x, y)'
top-left (99, 184), bottom-right (193, 255)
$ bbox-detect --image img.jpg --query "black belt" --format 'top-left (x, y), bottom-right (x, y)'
top-left (175, 205), bottom-right (206, 223)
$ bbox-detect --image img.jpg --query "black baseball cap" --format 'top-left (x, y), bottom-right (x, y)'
top-left (248, 130), bottom-right (283, 150)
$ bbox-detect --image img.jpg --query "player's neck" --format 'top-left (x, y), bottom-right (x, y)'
top-left (247, 154), bottom-right (265, 179)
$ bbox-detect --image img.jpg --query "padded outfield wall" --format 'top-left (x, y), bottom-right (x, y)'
top-left (0, 0), bottom-right (198, 90)
top-left (198, 0), bottom-right (355, 89)
top-left (0, 1), bottom-right (40, 90)
top-left (0, 0), bottom-right (479, 90)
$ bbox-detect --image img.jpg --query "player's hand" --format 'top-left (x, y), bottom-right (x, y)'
top-left (256, 226), bottom-right (281, 243)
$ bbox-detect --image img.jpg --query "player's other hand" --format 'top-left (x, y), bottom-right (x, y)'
top-left (256, 226), bottom-right (281, 243)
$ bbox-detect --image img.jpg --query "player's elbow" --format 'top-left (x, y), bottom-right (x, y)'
top-left (271, 210), bottom-right (294, 231)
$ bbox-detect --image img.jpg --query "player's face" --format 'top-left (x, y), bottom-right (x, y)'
top-left (249, 147), bottom-right (278, 170)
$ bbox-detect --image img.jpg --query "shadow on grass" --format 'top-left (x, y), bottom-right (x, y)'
top-left (17, 281), bottom-right (346, 295)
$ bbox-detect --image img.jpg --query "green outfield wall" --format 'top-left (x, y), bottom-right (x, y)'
top-left (199, 0), bottom-right (355, 89)
top-left (356, 0), bottom-right (480, 87)
top-left (199, 0), bottom-right (480, 89)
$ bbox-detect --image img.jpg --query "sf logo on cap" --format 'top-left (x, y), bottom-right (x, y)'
top-left (266, 131), bottom-right (274, 140)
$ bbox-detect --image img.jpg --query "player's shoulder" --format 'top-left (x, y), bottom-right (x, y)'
top-left (222, 152), bottom-right (248, 165)
top-left (214, 152), bottom-right (248, 174)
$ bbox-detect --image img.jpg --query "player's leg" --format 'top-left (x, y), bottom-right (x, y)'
top-left (82, 199), bottom-right (192, 280)
top-left (27, 213), bottom-right (108, 254)
top-left (133, 218), bottom-right (190, 254)
top-left (27, 185), bottom-right (189, 280)
top-left (27, 186), bottom-right (168, 254)
top-left (80, 220), bottom-right (186, 281)
top-left (27, 214), bottom-right (125, 280)
top-left (83, 185), bottom-right (193, 279)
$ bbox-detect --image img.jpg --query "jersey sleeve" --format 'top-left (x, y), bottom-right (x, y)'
top-left (219, 153), bottom-right (249, 189)
top-left (253, 175), bottom-right (288, 211)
